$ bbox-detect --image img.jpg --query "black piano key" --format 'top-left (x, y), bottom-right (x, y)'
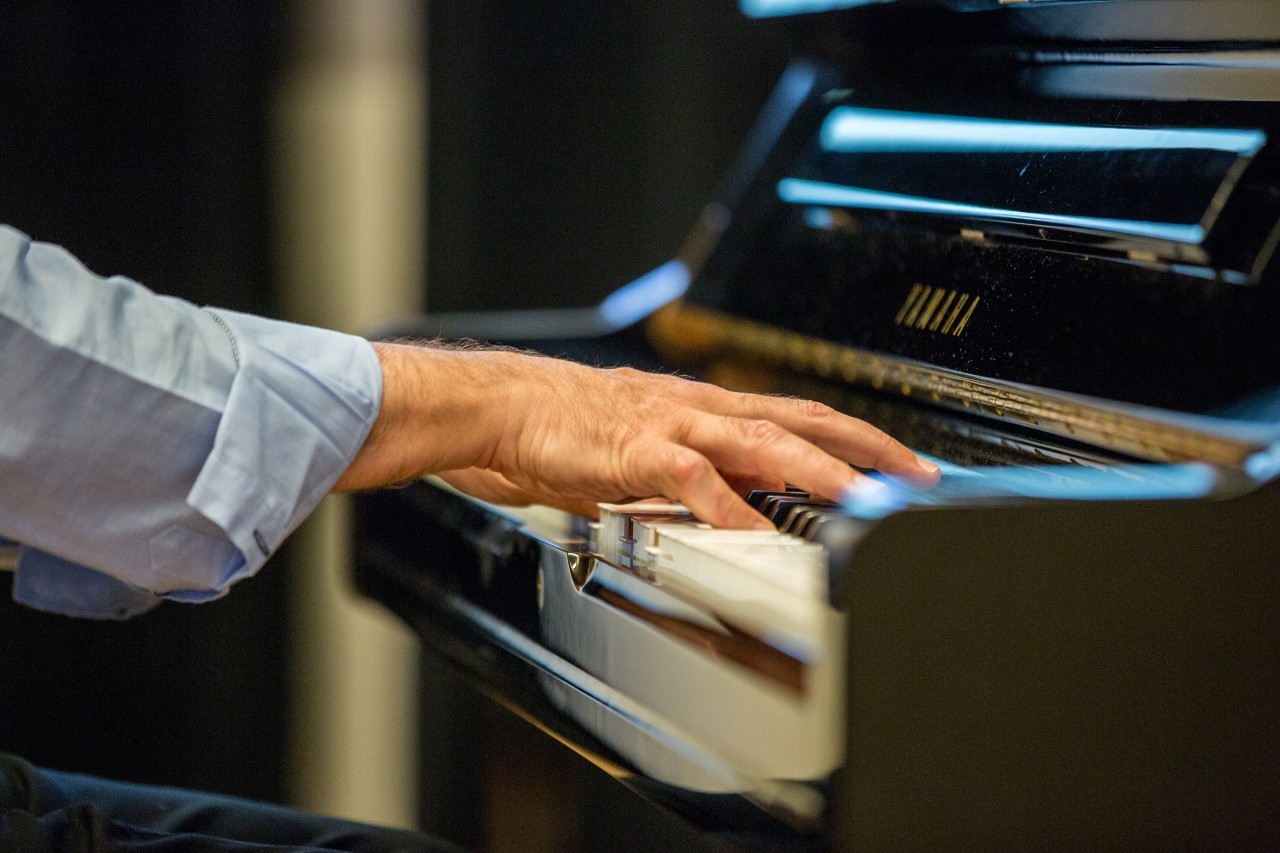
top-left (797, 510), bottom-right (839, 541)
top-left (754, 494), bottom-right (793, 518)
top-left (760, 494), bottom-right (815, 525)
top-left (785, 508), bottom-right (824, 537)
top-left (778, 503), bottom-right (818, 534)
top-left (785, 503), bottom-right (839, 537)
top-left (746, 489), bottom-right (807, 511)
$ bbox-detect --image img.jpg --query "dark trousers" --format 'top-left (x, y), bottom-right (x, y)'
top-left (0, 754), bottom-right (463, 853)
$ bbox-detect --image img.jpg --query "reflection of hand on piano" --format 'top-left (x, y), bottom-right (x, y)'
top-left (333, 341), bottom-right (939, 528)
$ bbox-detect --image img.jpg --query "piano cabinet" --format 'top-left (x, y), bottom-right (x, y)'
top-left (353, 0), bottom-right (1280, 848)
top-left (353, 473), bottom-right (1280, 851)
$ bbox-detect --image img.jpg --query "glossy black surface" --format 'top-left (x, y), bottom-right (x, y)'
top-left (833, 478), bottom-right (1280, 849)
top-left (687, 50), bottom-right (1280, 415)
top-left (357, 3), bottom-right (1280, 850)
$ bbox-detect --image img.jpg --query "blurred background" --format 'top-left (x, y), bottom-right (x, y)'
top-left (0, 0), bottom-right (784, 847)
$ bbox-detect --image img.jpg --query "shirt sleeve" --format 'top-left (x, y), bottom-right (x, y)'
top-left (0, 225), bottom-right (382, 618)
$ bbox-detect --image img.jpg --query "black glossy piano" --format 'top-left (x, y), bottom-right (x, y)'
top-left (354, 2), bottom-right (1280, 849)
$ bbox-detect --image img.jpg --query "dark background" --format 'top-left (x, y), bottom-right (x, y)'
top-left (0, 4), bottom-right (289, 802)
top-left (426, 2), bottom-right (788, 311)
top-left (0, 0), bottom-right (785, 810)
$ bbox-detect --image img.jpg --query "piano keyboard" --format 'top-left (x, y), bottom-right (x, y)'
top-left (587, 456), bottom-right (1223, 648)
top-left (593, 491), bottom-right (844, 647)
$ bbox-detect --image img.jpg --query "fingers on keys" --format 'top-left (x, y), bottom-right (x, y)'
top-left (635, 413), bottom-right (893, 529)
top-left (679, 383), bottom-right (939, 485)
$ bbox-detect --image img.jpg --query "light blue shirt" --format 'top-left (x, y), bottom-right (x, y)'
top-left (0, 226), bottom-right (382, 618)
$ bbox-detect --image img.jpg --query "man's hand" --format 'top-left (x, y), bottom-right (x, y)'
top-left (333, 342), bottom-right (940, 529)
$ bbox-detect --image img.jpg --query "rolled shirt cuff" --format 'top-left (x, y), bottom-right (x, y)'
top-left (182, 308), bottom-right (382, 589)
top-left (9, 311), bottom-right (381, 617)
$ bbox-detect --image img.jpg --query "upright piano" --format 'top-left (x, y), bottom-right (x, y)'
top-left (354, 1), bottom-right (1280, 848)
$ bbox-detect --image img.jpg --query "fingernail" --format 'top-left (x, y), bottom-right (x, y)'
top-left (753, 519), bottom-right (775, 532)
top-left (916, 457), bottom-right (940, 475)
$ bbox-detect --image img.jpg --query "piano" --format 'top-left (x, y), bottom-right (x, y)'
top-left (354, 1), bottom-right (1280, 848)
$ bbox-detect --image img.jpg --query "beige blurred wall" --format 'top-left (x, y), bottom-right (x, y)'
top-left (272, 0), bottom-right (426, 828)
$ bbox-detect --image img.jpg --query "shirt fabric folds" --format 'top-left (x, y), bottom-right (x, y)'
top-left (0, 225), bottom-right (382, 618)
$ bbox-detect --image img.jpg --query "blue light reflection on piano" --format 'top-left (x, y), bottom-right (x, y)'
top-left (820, 107), bottom-right (1266, 156)
top-left (783, 107), bottom-right (1267, 245)
top-left (841, 457), bottom-right (1222, 519)
top-left (778, 177), bottom-right (1208, 244)
top-left (1244, 442), bottom-right (1280, 482)
top-left (597, 259), bottom-right (690, 329)
top-left (740, 0), bottom-right (886, 17)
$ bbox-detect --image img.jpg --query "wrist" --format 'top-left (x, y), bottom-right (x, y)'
top-left (333, 342), bottom-right (512, 491)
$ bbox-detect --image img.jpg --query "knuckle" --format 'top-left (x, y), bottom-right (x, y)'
top-left (663, 408), bottom-right (699, 442)
top-left (741, 418), bottom-right (787, 447)
top-left (665, 447), bottom-right (711, 486)
top-left (795, 398), bottom-right (835, 420)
